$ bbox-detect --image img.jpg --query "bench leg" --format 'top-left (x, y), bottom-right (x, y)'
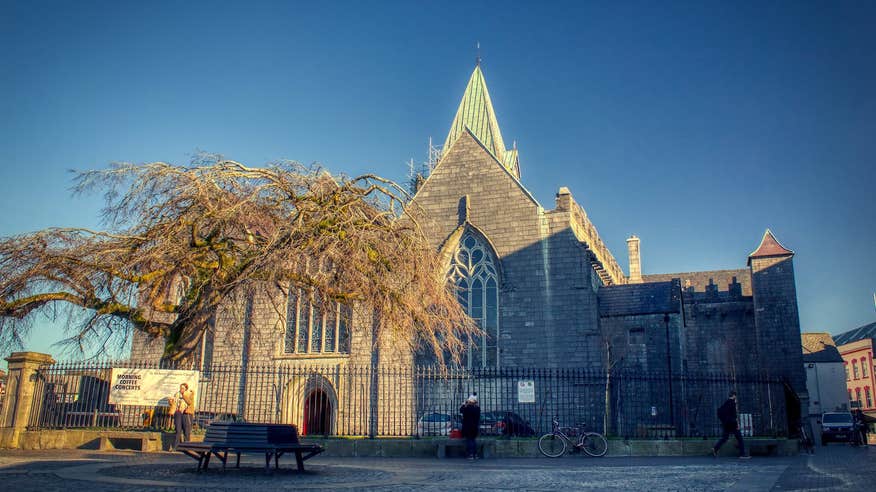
top-left (295, 451), bottom-right (305, 472)
top-left (264, 452), bottom-right (272, 474)
top-left (236, 452), bottom-right (241, 468)
top-left (203, 452), bottom-right (211, 470)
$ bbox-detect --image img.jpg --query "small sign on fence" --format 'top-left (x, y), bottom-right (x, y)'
top-left (108, 368), bottom-right (200, 406)
top-left (739, 413), bottom-right (753, 436)
top-left (517, 380), bottom-right (535, 403)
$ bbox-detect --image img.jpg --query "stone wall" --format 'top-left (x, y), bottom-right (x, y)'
top-left (750, 255), bottom-right (806, 393)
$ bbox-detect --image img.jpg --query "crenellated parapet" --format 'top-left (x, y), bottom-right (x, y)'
top-left (553, 187), bottom-right (626, 286)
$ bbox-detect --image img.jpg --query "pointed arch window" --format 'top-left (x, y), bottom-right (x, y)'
top-left (285, 289), bottom-right (351, 355)
top-left (447, 230), bottom-right (499, 368)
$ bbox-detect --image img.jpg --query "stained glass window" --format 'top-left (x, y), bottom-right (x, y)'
top-left (447, 230), bottom-right (500, 368)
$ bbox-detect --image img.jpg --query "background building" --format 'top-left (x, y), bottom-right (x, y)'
top-left (801, 333), bottom-right (848, 416)
top-left (834, 322), bottom-right (876, 413)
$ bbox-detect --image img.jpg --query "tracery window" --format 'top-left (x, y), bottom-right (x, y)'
top-left (447, 230), bottom-right (499, 369)
top-left (285, 289), bottom-right (351, 355)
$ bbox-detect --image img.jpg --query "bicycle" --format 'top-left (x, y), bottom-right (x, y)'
top-left (538, 417), bottom-right (608, 457)
top-left (797, 420), bottom-right (815, 455)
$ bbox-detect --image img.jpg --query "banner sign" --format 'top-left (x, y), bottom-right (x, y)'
top-left (108, 368), bottom-right (200, 406)
top-left (517, 380), bottom-right (535, 403)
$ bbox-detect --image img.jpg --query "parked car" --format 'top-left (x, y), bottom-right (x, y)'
top-left (417, 412), bottom-right (453, 436)
top-left (480, 411), bottom-right (536, 437)
top-left (821, 412), bottom-right (855, 444)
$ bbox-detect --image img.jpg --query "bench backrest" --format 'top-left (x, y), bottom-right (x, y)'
top-left (267, 424), bottom-right (300, 445)
top-left (203, 422), bottom-right (300, 446)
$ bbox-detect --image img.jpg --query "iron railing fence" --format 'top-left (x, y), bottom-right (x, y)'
top-left (25, 361), bottom-right (789, 438)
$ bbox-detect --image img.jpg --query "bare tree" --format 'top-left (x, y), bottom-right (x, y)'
top-left (0, 155), bottom-right (476, 362)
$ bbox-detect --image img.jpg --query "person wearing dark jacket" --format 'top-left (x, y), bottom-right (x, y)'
top-left (460, 395), bottom-right (481, 460)
top-left (713, 390), bottom-right (749, 459)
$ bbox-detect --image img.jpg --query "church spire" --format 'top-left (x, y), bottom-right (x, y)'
top-left (443, 64), bottom-right (520, 178)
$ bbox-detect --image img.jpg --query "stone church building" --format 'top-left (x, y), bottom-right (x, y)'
top-left (130, 64), bottom-right (806, 437)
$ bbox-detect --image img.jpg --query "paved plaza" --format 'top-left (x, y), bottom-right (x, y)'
top-left (0, 445), bottom-right (874, 491)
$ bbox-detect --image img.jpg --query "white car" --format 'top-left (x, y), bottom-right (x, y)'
top-left (417, 412), bottom-right (453, 436)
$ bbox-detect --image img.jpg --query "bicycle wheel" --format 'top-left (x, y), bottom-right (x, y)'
top-left (538, 433), bottom-right (567, 458)
top-left (581, 432), bottom-right (608, 457)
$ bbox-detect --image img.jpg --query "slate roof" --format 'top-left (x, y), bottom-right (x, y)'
top-left (443, 64), bottom-right (519, 178)
top-left (801, 333), bottom-right (844, 363)
top-left (833, 321), bottom-right (876, 346)
top-left (598, 281), bottom-right (680, 317)
top-left (642, 269), bottom-right (751, 296)
top-left (748, 229), bottom-right (794, 264)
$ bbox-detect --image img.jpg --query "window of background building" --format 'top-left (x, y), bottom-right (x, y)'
top-left (866, 387), bottom-right (872, 408)
top-left (853, 360), bottom-right (860, 379)
top-left (447, 230), bottom-right (499, 369)
top-left (849, 389), bottom-right (853, 402)
top-left (856, 388), bottom-right (862, 406)
top-left (863, 358), bottom-right (869, 378)
top-left (285, 289), bottom-right (351, 355)
top-left (846, 364), bottom-right (850, 381)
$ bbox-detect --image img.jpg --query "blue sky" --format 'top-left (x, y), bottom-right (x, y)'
top-left (1, 1), bottom-right (874, 362)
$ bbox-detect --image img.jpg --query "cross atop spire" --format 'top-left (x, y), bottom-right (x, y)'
top-left (443, 64), bottom-right (520, 178)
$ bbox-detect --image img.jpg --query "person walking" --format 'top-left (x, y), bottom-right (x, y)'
top-left (169, 383), bottom-right (195, 450)
top-left (460, 394), bottom-right (481, 460)
top-left (712, 390), bottom-right (749, 459)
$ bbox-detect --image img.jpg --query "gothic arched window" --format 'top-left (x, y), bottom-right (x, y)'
top-left (447, 230), bottom-right (499, 368)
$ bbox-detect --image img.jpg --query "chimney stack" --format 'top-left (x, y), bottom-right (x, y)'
top-left (627, 235), bottom-right (642, 284)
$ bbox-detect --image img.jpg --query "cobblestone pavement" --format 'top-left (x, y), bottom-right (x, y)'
top-left (0, 445), bottom-right (873, 491)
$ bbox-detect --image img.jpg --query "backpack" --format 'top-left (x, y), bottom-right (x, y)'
top-left (716, 399), bottom-right (734, 424)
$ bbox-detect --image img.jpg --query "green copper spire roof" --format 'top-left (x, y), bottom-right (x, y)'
top-left (443, 65), bottom-right (520, 178)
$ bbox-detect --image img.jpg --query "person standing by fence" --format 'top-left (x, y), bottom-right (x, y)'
top-left (169, 383), bottom-right (195, 450)
top-left (712, 390), bottom-right (749, 459)
top-left (460, 394), bottom-right (480, 460)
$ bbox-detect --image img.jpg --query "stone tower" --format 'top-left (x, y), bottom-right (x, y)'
top-left (748, 229), bottom-right (806, 394)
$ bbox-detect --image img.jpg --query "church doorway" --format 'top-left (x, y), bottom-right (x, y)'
top-left (303, 389), bottom-right (331, 436)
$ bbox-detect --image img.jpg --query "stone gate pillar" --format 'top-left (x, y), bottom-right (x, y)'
top-left (0, 352), bottom-right (55, 448)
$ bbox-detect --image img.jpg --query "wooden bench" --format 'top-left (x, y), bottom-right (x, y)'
top-left (177, 422), bottom-right (324, 473)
